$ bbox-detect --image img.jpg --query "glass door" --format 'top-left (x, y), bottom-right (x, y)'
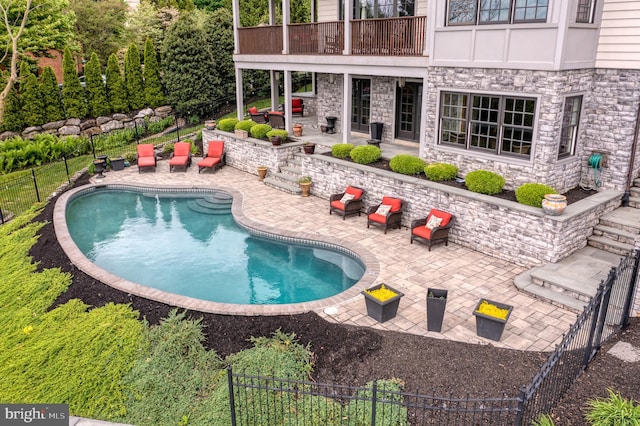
top-left (351, 78), bottom-right (371, 133)
top-left (396, 82), bottom-right (422, 141)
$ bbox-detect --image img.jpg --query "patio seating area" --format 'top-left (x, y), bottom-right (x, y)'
top-left (83, 160), bottom-right (578, 352)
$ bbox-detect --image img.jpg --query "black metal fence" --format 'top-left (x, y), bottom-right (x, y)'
top-left (227, 250), bottom-right (640, 425)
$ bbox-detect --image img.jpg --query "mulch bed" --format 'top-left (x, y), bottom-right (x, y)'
top-left (27, 172), bottom-right (638, 424)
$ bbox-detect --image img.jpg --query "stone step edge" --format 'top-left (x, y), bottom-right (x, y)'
top-left (186, 200), bottom-right (231, 215)
top-left (514, 270), bottom-right (587, 313)
top-left (587, 236), bottom-right (635, 254)
top-left (195, 198), bottom-right (232, 209)
top-left (272, 171), bottom-right (302, 184)
top-left (264, 177), bottom-right (301, 194)
top-left (592, 224), bottom-right (639, 244)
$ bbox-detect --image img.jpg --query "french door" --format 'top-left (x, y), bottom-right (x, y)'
top-left (351, 78), bottom-right (371, 133)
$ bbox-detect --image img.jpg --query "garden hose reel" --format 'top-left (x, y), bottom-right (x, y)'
top-left (586, 152), bottom-right (605, 188)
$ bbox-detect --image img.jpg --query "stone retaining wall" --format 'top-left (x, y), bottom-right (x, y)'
top-left (204, 129), bottom-right (623, 267)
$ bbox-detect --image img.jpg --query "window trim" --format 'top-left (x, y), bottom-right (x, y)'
top-left (438, 90), bottom-right (538, 159)
top-left (446, 0), bottom-right (548, 26)
top-left (557, 95), bottom-right (583, 160)
top-left (576, 0), bottom-right (596, 24)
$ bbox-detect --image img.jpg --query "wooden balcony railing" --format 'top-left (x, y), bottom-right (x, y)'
top-left (238, 26), bottom-right (283, 55)
top-left (351, 16), bottom-right (426, 56)
top-left (289, 21), bottom-right (345, 55)
top-left (236, 16), bottom-right (425, 57)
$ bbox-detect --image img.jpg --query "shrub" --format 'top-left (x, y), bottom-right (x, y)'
top-left (331, 143), bottom-right (354, 159)
top-left (350, 145), bottom-right (381, 165)
top-left (266, 129), bottom-right (288, 141)
top-left (585, 389), bottom-right (640, 425)
top-left (146, 116), bottom-right (175, 135)
top-left (465, 170), bottom-right (505, 195)
top-left (250, 124), bottom-right (272, 139)
top-left (424, 163), bottom-right (459, 181)
top-left (125, 152), bottom-right (137, 163)
top-left (515, 183), bottom-right (558, 208)
top-left (163, 143), bottom-right (174, 153)
top-left (217, 118), bottom-right (238, 132)
top-left (389, 154), bottom-right (426, 175)
top-left (235, 119), bottom-right (255, 132)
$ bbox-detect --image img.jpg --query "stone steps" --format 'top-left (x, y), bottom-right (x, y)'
top-left (264, 156), bottom-right (303, 195)
top-left (186, 200), bottom-right (231, 215)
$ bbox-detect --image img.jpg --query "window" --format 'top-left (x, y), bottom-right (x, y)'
top-left (558, 96), bottom-right (582, 158)
top-left (340, 0), bottom-right (414, 19)
top-left (439, 91), bottom-right (536, 158)
top-left (447, 0), bottom-right (548, 25)
top-left (576, 0), bottom-right (595, 23)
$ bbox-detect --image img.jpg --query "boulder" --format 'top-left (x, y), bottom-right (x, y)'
top-left (155, 105), bottom-right (172, 117)
top-left (135, 108), bottom-right (154, 118)
top-left (42, 120), bottom-right (66, 130)
top-left (0, 131), bottom-right (18, 141)
top-left (58, 125), bottom-right (81, 136)
top-left (100, 120), bottom-right (124, 133)
top-left (112, 113), bottom-right (129, 121)
top-left (22, 126), bottom-right (43, 135)
top-left (65, 118), bottom-right (81, 126)
top-left (80, 119), bottom-right (96, 130)
top-left (96, 116), bottom-right (111, 126)
top-left (81, 127), bottom-right (102, 137)
top-left (123, 121), bottom-right (137, 129)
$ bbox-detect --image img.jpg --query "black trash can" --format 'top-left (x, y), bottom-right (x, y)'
top-left (370, 122), bottom-right (384, 141)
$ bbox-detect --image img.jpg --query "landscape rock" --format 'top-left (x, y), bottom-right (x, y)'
top-left (22, 126), bottom-right (43, 135)
top-left (0, 131), bottom-right (18, 140)
top-left (155, 105), bottom-right (172, 117)
top-left (100, 120), bottom-right (124, 133)
top-left (42, 120), bottom-right (66, 130)
top-left (136, 108), bottom-right (154, 118)
top-left (58, 125), bottom-right (81, 136)
top-left (96, 116), bottom-right (111, 126)
top-left (81, 127), bottom-right (102, 137)
top-left (80, 119), bottom-right (96, 130)
top-left (65, 118), bottom-right (81, 126)
top-left (112, 113), bottom-right (129, 121)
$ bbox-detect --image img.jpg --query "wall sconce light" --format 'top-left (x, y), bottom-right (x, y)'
top-left (328, 74), bottom-right (336, 84)
top-left (399, 77), bottom-right (405, 88)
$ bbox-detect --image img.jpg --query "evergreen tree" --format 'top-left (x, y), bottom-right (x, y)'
top-left (85, 52), bottom-right (110, 117)
top-left (204, 9), bottom-right (234, 113)
top-left (143, 38), bottom-right (165, 108)
top-left (21, 73), bottom-right (43, 127)
top-left (161, 14), bottom-right (220, 119)
top-left (105, 54), bottom-right (128, 113)
top-left (2, 87), bottom-right (23, 132)
top-left (40, 66), bottom-right (65, 123)
top-left (124, 43), bottom-right (145, 110)
top-left (61, 47), bottom-right (88, 119)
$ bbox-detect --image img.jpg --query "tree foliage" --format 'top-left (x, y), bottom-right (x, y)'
top-left (105, 53), bottom-right (128, 113)
top-left (161, 14), bottom-right (220, 119)
top-left (193, 0), bottom-right (227, 12)
top-left (39, 66), bottom-right (65, 123)
top-left (69, 0), bottom-right (128, 67)
top-left (61, 47), bottom-right (87, 119)
top-left (125, 1), bottom-right (166, 54)
top-left (21, 73), bottom-right (42, 126)
top-left (203, 9), bottom-right (234, 114)
top-left (143, 38), bottom-right (164, 108)
top-left (2, 86), bottom-right (23, 131)
top-left (85, 52), bottom-right (110, 117)
top-left (124, 43), bottom-right (145, 110)
top-left (148, 0), bottom-right (195, 10)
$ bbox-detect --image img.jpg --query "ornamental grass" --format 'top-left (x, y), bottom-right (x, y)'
top-left (475, 300), bottom-right (510, 320)
top-left (365, 284), bottom-right (398, 302)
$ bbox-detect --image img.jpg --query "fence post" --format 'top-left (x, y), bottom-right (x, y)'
top-left (31, 169), bottom-right (41, 203)
top-left (515, 386), bottom-right (526, 426)
top-left (134, 121), bottom-right (140, 141)
top-left (0, 205), bottom-right (4, 224)
top-left (621, 250), bottom-right (640, 328)
top-left (227, 366), bottom-right (237, 426)
top-left (176, 115), bottom-right (181, 142)
top-left (594, 269), bottom-right (616, 349)
top-left (90, 134), bottom-right (96, 159)
top-left (63, 155), bottom-right (70, 183)
top-left (583, 277), bottom-right (609, 369)
top-left (370, 380), bottom-right (377, 426)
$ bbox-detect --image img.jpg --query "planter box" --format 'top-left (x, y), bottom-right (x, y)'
top-left (110, 157), bottom-right (125, 171)
top-left (362, 284), bottom-right (404, 323)
top-left (473, 298), bottom-right (513, 342)
top-left (234, 129), bottom-right (248, 139)
top-left (426, 288), bottom-right (448, 332)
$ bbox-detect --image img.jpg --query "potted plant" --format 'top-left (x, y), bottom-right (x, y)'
top-left (293, 123), bottom-right (303, 137)
top-left (299, 176), bottom-right (312, 196)
top-left (257, 166), bottom-right (268, 181)
top-left (271, 135), bottom-right (282, 146)
top-left (426, 288), bottom-right (448, 332)
top-left (362, 283), bottom-right (404, 323)
top-left (473, 298), bottom-right (513, 341)
top-left (303, 142), bottom-right (316, 154)
top-left (110, 156), bottom-right (125, 171)
top-left (205, 120), bottom-right (216, 130)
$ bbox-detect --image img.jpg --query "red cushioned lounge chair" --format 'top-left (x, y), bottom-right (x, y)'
top-left (169, 142), bottom-right (192, 172)
top-left (197, 141), bottom-right (225, 173)
top-left (367, 196), bottom-right (405, 234)
top-left (410, 209), bottom-right (456, 251)
top-left (136, 143), bottom-right (156, 173)
top-left (329, 186), bottom-right (365, 219)
top-left (291, 98), bottom-right (304, 116)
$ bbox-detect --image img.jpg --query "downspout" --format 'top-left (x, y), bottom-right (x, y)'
top-left (622, 101), bottom-right (640, 206)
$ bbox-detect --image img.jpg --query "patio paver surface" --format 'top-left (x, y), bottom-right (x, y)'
top-left (74, 158), bottom-right (577, 352)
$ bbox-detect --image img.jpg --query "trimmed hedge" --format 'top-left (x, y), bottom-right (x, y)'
top-left (424, 163), bottom-right (458, 182)
top-left (389, 154), bottom-right (426, 175)
top-left (465, 170), bottom-right (505, 195)
top-left (217, 118), bottom-right (238, 132)
top-left (516, 183), bottom-right (558, 208)
top-left (250, 124), bottom-right (272, 139)
top-left (350, 145), bottom-right (381, 165)
top-left (266, 129), bottom-right (289, 141)
top-left (235, 119), bottom-right (256, 132)
top-left (331, 143), bottom-right (354, 159)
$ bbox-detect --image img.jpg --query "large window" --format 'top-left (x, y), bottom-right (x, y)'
top-left (558, 96), bottom-right (582, 159)
top-left (439, 91), bottom-right (536, 158)
top-left (576, 0), bottom-right (596, 23)
top-left (340, 0), bottom-right (415, 19)
top-left (447, 0), bottom-right (548, 25)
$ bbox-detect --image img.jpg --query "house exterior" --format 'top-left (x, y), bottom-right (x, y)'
top-left (231, 0), bottom-right (640, 194)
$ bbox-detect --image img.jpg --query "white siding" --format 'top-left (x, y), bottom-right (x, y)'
top-left (318, 0), bottom-right (339, 22)
top-left (596, 0), bottom-right (640, 68)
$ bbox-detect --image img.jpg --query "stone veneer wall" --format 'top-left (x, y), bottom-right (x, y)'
top-left (369, 76), bottom-right (395, 143)
top-left (316, 74), bottom-right (344, 134)
top-left (203, 129), bottom-right (623, 267)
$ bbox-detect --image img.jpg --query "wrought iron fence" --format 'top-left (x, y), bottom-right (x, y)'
top-left (228, 250), bottom-right (640, 425)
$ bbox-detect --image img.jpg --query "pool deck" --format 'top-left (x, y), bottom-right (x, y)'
top-left (63, 158), bottom-right (578, 353)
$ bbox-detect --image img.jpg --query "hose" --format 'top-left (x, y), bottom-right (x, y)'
top-left (587, 153), bottom-right (603, 188)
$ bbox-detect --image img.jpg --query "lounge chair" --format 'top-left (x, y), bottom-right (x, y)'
top-left (367, 196), bottom-right (405, 234)
top-left (410, 209), bottom-right (455, 251)
top-left (197, 141), bottom-right (225, 173)
top-left (169, 142), bottom-right (192, 172)
top-left (291, 98), bottom-right (304, 116)
top-left (329, 186), bottom-right (365, 219)
top-left (136, 143), bottom-right (156, 173)
top-left (268, 112), bottom-right (285, 129)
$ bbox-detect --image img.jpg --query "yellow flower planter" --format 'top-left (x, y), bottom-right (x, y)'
top-left (473, 298), bottom-right (513, 342)
top-left (362, 284), bottom-right (404, 323)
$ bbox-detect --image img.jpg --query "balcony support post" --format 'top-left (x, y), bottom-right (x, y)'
top-left (284, 70), bottom-right (293, 133)
top-left (235, 68), bottom-right (245, 121)
top-left (341, 73), bottom-right (352, 143)
top-left (343, 0), bottom-right (352, 54)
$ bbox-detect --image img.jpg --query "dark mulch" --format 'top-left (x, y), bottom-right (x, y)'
top-left (26, 172), bottom-right (638, 424)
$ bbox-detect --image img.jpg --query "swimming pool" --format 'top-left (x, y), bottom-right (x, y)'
top-left (57, 185), bottom-right (373, 312)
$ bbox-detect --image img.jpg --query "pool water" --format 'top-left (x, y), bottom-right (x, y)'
top-left (65, 189), bottom-right (365, 304)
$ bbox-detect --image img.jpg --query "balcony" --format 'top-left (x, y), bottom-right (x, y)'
top-left (237, 16), bottom-right (426, 57)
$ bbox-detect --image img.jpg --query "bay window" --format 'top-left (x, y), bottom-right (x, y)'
top-left (447, 0), bottom-right (548, 25)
